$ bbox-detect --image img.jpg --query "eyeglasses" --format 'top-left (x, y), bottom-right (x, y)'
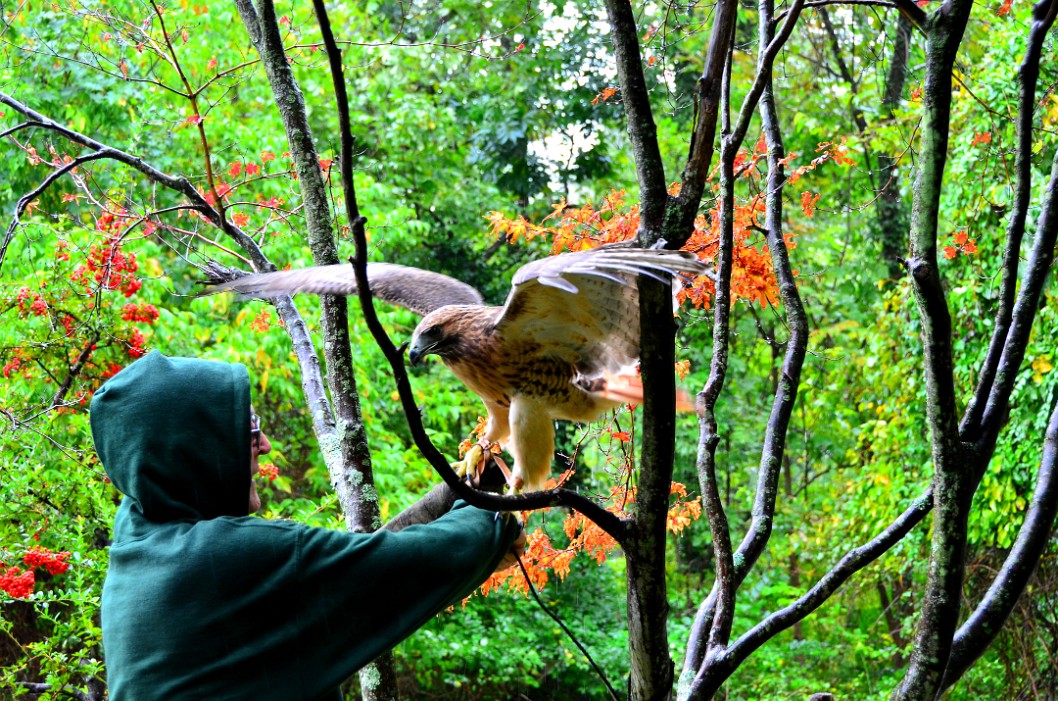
top-left (250, 412), bottom-right (262, 453)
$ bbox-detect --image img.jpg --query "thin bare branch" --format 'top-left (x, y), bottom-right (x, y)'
top-left (305, 0), bottom-right (629, 542)
top-left (725, 493), bottom-right (931, 673)
top-left (666, 0), bottom-right (738, 247)
top-left (694, 55), bottom-right (739, 663)
top-left (0, 151), bottom-right (109, 268)
top-left (778, 0), bottom-right (899, 22)
top-left (977, 148), bottom-right (1058, 458)
top-left (729, 0), bottom-right (806, 150)
top-left (0, 92), bottom-right (265, 267)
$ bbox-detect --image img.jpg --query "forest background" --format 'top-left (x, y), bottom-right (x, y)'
top-left (1, 0), bottom-right (1057, 699)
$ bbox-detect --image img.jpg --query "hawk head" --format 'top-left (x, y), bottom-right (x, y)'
top-left (407, 307), bottom-right (474, 366)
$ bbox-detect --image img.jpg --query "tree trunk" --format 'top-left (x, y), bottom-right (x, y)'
top-left (875, 17), bottom-right (913, 281)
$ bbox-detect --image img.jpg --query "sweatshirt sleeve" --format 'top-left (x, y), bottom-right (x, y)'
top-left (290, 501), bottom-right (521, 695)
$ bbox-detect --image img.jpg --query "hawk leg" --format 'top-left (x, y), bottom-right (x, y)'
top-left (508, 397), bottom-right (556, 492)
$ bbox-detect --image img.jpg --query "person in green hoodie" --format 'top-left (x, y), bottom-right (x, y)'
top-left (91, 351), bottom-right (523, 701)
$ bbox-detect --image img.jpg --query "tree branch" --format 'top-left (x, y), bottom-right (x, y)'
top-left (714, 493), bottom-right (930, 696)
top-left (891, 0), bottom-right (929, 32)
top-left (0, 150), bottom-right (110, 269)
top-left (664, 0), bottom-right (738, 248)
top-left (976, 149), bottom-right (1058, 462)
top-left (239, 0), bottom-right (379, 532)
top-left (942, 399), bottom-right (1058, 689)
top-left (682, 1), bottom-right (811, 693)
top-left (778, 0), bottom-right (923, 28)
top-left (0, 92), bottom-right (346, 509)
top-left (730, 0), bottom-right (811, 612)
top-left (623, 272), bottom-right (681, 700)
top-left (49, 328), bottom-right (102, 410)
top-left (728, 0), bottom-right (806, 150)
top-left (700, 103), bottom-right (738, 653)
top-left (0, 92), bottom-right (262, 269)
top-left (818, 7), bottom-right (868, 133)
top-left (299, 1), bottom-right (628, 543)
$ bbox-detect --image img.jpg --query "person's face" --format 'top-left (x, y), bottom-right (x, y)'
top-left (248, 409), bottom-right (272, 514)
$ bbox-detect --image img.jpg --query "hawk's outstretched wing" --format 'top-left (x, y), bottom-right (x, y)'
top-left (204, 262), bottom-right (483, 317)
top-left (494, 245), bottom-right (706, 376)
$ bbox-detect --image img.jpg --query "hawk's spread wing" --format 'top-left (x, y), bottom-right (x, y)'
top-left (204, 262), bottom-right (484, 317)
top-left (493, 245), bottom-right (708, 376)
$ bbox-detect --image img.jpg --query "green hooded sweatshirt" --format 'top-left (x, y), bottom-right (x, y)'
top-left (91, 352), bottom-right (519, 701)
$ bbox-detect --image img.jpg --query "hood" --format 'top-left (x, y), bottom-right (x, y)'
top-left (90, 351), bottom-right (252, 522)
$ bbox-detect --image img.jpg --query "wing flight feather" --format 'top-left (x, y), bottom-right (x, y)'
top-left (203, 262), bottom-right (483, 317)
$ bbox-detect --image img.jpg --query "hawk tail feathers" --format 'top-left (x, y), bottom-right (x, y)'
top-left (589, 372), bottom-right (695, 412)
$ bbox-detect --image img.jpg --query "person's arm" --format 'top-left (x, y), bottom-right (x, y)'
top-left (289, 500), bottom-right (522, 695)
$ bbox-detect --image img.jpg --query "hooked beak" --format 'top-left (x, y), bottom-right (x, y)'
top-left (408, 347), bottom-right (423, 366)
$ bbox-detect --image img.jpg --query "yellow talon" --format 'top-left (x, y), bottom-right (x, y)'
top-left (451, 441), bottom-right (490, 483)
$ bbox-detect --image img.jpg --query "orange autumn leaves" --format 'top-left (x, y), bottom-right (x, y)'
top-left (486, 187), bottom-right (776, 309)
top-left (483, 135), bottom-right (869, 311)
top-left (485, 135), bottom-right (830, 311)
top-left (479, 482), bottom-right (702, 598)
top-left (943, 230), bottom-right (978, 260)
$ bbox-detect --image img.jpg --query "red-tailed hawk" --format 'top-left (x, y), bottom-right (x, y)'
top-left (209, 245), bottom-right (708, 491)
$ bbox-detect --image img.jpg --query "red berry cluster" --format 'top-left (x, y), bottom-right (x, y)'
top-left (1, 547), bottom-right (73, 598)
top-left (60, 314), bottom-right (76, 336)
top-left (120, 303), bottom-right (160, 324)
top-left (258, 464), bottom-right (280, 481)
top-left (2, 349), bottom-right (24, 379)
top-left (23, 547), bottom-right (71, 576)
top-left (15, 286), bottom-right (48, 317)
top-left (69, 236), bottom-right (142, 298)
top-left (101, 362), bottom-right (124, 379)
top-left (127, 328), bottom-right (146, 359)
top-left (0, 567), bottom-right (34, 599)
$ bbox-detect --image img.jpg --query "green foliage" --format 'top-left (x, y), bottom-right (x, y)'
top-left (2, 0), bottom-right (1057, 698)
